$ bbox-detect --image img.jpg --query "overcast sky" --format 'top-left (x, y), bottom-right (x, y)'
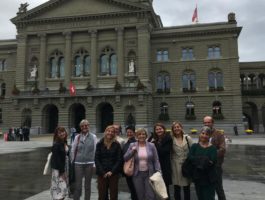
top-left (0, 0), bottom-right (264, 62)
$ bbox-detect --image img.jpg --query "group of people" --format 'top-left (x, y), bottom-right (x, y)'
top-left (5, 126), bottom-right (30, 141)
top-left (49, 116), bottom-right (226, 200)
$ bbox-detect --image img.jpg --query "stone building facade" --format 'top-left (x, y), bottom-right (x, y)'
top-left (0, 0), bottom-right (263, 134)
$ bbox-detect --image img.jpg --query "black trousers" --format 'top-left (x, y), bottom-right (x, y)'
top-left (215, 166), bottom-right (226, 200)
top-left (174, 185), bottom-right (190, 200)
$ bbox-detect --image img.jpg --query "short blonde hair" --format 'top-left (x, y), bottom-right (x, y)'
top-left (135, 128), bottom-right (148, 138)
top-left (79, 119), bottom-right (89, 127)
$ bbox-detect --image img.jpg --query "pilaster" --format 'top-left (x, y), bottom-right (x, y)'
top-left (63, 31), bottom-right (72, 86)
top-left (38, 33), bottom-right (47, 90)
top-left (15, 34), bottom-right (27, 90)
top-left (116, 27), bottom-right (124, 85)
top-left (90, 30), bottom-right (98, 87)
top-left (137, 25), bottom-right (151, 83)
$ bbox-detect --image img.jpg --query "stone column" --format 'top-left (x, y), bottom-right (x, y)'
top-left (15, 34), bottom-right (27, 90)
top-left (64, 32), bottom-right (72, 86)
top-left (137, 25), bottom-right (151, 84)
top-left (90, 30), bottom-right (97, 87)
top-left (116, 27), bottom-right (124, 85)
top-left (39, 33), bottom-right (47, 90)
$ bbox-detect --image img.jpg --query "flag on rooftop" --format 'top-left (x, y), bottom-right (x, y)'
top-left (192, 4), bottom-right (198, 23)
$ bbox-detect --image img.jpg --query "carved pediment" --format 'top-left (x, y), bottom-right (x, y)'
top-left (11, 0), bottom-right (150, 24)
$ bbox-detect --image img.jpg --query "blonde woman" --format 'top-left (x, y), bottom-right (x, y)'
top-left (95, 125), bottom-right (122, 200)
top-left (171, 121), bottom-right (193, 200)
top-left (124, 128), bottom-right (161, 200)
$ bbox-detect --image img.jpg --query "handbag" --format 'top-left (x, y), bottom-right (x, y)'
top-left (123, 157), bottom-right (134, 176)
top-left (149, 171), bottom-right (168, 199)
top-left (43, 152), bottom-right (52, 175)
top-left (181, 136), bottom-right (193, 179)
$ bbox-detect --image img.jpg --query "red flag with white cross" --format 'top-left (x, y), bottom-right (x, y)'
top-left (69, 81), bottom-right (76, 96)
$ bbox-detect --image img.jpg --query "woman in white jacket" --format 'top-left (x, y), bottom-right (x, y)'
top-left (171, 121), bottom-right (193, 200)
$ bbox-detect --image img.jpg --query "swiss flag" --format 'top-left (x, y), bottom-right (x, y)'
top-left (192, 5), bottom-right (198, 23)
top-left (69, 81), bottom-right (76, 96)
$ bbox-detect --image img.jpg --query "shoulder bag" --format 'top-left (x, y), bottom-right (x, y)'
top-left (43, 152), bottom-right (52, 175)
top-left (181, 136), bottom-right (194, 179)
top-left (123, 156), bottom-right (134, 176)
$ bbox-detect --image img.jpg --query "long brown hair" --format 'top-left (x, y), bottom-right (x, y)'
top-left (53, 126), bottom-right (68, 144)
top-left (153, 122), bottom-right (166, 141)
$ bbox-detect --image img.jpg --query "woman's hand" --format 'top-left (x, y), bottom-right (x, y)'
top-left (104, 171), bottom-right (112, 178)
top-left (60, 172), bottom-right (67, 181)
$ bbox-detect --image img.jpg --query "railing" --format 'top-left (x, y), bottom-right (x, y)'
top-left (12, 87), bottom-right (151, 99)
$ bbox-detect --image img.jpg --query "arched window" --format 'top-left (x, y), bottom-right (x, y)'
top-left (73, 48), bottom-right (90, 77)
top-left (110, 54), bottom-right (117, 75)
top-left (212, 101), bottom-right (224, 120)
top-left (0, 59), bottom-right (7, 71)
top-left (156, 72), bottom-right (170, 94)
top-left (258, 74), bottom-right (265, 88)
top-left (84, 55), bottom-right (91, 75)
top-left (208, 70), bottom-right (223, 91)
top-left (100, 47), bottom-right (117, 76)
top-left (59, 57), bottom-right (65, 78)
top-left (74, 56), bottom-right (82, 77)
top-left (185, 102), bottom-right (196, 120)
top-left (158, 102), bottom-right (169, 121)
top-left (182, 71), bottom-right (196, 92)
top-left (49, 50), bottom-right (64, 78)
top-left (50, 57), bottom-right (57, 78)
top-left (1, 83), bottom-right (6, 97)
top-left (0, 108), bottom-right (2, 123)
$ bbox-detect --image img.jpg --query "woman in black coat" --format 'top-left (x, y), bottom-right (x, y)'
top-left (122, 126), bottom-right (138, 200)
top-left (95, 125), bottom-right (122, 200)
top-left (50, 126), bottom-right (69, 200)
top-left (153, 122), bottom-right (173, 199)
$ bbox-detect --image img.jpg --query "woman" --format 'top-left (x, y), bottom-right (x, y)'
top-left (188, 126), bottom-right (217, 200)
top-left (95, 125), bottom-right (122, 200)
top-left (153, 122), bottom-right (173, 199)
top-left (50, 126), bottom-right (69, 200)
top-left (122, 126), bottom-right (138, 200)
top-left (171, 121), bottom-right (193, 200)
top-left (124, 128), bottom-right (161, 200)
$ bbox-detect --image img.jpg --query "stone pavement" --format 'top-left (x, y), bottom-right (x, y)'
top-left (1, 134), bottom-right (265, 200)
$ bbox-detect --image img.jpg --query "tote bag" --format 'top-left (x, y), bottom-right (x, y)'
top-left (43, 152), bottom-right (52, 175)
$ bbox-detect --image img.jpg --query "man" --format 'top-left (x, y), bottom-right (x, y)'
top-left (71, 119), bottom-right (97, 200)
top-left (203, 116), bottom-right (226, 200)
top-left (113, 124), bottom-right (125, 149)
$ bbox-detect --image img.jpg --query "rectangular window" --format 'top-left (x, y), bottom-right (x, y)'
top-left (208, 46), bottom-right (221, 59)
top-left (156, 49), bottom-right (169, 61)
top-left (182, 48), bottom-right (194, 60)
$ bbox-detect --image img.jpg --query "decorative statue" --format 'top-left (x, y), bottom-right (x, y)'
top-left (128, 59), bottom-right (135, 73)
top-left (30, 65), bottom-right (38, 78)
top-left (18, 3), bottom-right (29, 14)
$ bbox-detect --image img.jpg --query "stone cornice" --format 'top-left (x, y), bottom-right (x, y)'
top-left (151, 25), bottom-right (242, 39)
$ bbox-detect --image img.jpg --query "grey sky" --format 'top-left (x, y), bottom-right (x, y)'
top-left (0, 0), bottom-right (264, 62)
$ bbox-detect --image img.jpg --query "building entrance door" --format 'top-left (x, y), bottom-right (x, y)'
top-left (98, 103), bottom-right (113, 133)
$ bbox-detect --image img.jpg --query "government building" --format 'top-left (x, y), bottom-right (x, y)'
top-left (0, 0), bottom-right (264, 134)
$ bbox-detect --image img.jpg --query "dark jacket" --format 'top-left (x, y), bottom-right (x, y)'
top-left (153, 133), bottom-right (173, 185)
top-left (51, 142), bottom-right (67, 174)
top-left (95, 138), bottom-right (122, 176)
top-left (211, 128), bottom-right (226, 166)
top-left (122, 137), bottom-right (137, 155)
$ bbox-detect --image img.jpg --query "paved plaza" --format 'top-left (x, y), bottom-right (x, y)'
top-left (1, 134), bottom-right (265, 200)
